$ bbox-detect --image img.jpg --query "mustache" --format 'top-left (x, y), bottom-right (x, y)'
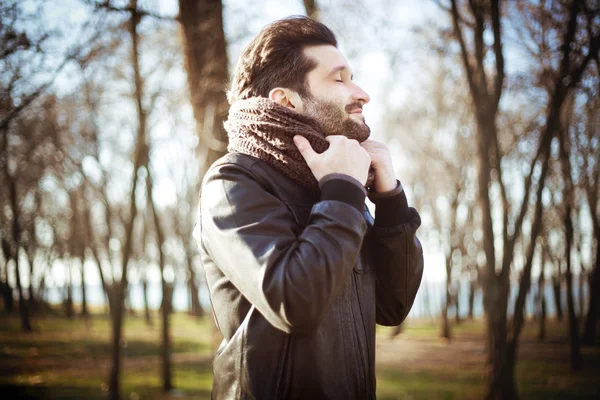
top-left (345, 102), bottom-right (363, 113)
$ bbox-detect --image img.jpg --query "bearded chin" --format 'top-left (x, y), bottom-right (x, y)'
top-left (303, 98), bottom-right (371, 142)
top-left (339, 117), bottom-right (370, 142)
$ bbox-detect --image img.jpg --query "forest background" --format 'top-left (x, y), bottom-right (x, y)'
top-left (1, 0), bottom-right (599, 399)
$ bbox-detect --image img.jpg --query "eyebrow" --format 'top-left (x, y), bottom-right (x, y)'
top-left (329, 65), bottom-right (353, 80)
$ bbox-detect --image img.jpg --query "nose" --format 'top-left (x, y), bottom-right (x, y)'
top-left (351, 82), bottom-right (370, 105)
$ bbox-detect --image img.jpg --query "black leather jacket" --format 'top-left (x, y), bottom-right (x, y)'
top-left (196, 152), bottom-right (424, 399)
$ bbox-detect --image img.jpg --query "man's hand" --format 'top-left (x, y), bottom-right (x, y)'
top-left (360, 139), bottom-right (397, 193)
top-left (294, 135), bottom-right (371, 185)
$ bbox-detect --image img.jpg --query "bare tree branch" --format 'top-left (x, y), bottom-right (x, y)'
top-left (491, 0), bottom-right (505, 108)
top-left (89, 0), bottom-right (177, 21)
top-left (450, 0), bottom-right (479, 103)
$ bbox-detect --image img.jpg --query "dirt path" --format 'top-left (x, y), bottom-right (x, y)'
top-left (375, 334), bottom-right (600, 372)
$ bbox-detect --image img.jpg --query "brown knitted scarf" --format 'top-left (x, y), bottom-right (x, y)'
top-left (225, 97), bottom-right (373, 195)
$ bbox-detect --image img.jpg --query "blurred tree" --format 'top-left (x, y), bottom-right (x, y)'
top-left (0, 237), bottom-right (13, 311)
top-left (86, 1), bottom-right (180, 397)
top-left (145, 171), bottom-right (173, 392)
top-left (1, 94), bottom-right (63, 332)
top-left (551, 257), bottom-right (564, 321)
top-left (512, 0), bottom-right (599, 355)
top-left (69, 188), bottom-right (89, 317)
top-left (303, 0), bottom-right (320, 20)
top-left (579, 67), bottom-right (600, 346)
top-left (135, 212), bottom-right (153, 326)
top-left (1, 0), bottom-right (107, 331)
top-left (537, 241), bottom-right (549, 341)
top-left (172, 178), bottom-right (204, 318)
top-left (556, 93), bottom-right (583, 368)
top-left (389, 28), bottom-right (479, 339)
top-left (438, 0), bottom-right (599, 396)
top-left (78, 69), bottom-right (119, 320)
top-left (178, 0), bottom-right (229, 177)
top-left (106, 5), bottom-right (148, 398)
top-left (178, 0), bottom-right (229, 354)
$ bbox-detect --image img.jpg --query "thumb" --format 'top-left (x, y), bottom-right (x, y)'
top-left (293, 135), bottom-right (317, 164)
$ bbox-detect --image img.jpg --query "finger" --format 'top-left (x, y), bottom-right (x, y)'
top-left (362, 138), bottom-right (380, 145)
top-left (360, 139), bottom-right (378, 149)
top-left (325, 135), bottom-right (346, 144)
top-left (293, 135), bottom-right (317, 163)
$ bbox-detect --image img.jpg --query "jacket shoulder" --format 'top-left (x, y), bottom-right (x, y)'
top-left (204, 152), bottom-right (318, 206)
top-left (208, 152), bottom-right (262, 173)
top-left (202, 152), bottom-right (272, 194)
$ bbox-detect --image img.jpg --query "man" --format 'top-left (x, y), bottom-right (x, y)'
top-left (195, 15), bottom-right (423, 399)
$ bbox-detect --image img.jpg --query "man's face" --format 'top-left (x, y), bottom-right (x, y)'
top-left (300, 45), bottom-right (371, 140)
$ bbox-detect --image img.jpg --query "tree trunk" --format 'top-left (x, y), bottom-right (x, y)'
top-left (178, 0), bottom-right (229, 177)
top-left (71, 190), bottom-right (88, 318)
top-left (1, 259), bottom-right (14, 312)
top-left (4, 144), bottom-right (31, 331)
top-left (187, 257), bottom-right (203, 317)
top-left (484, 278), bottom-right (515, 400)
top-left (552, 273), bottom-right (563, 321)
top-left (441, 255), bottom-right (451, 339)
top-left (147, 194), bottom-right (173, 392)
top-left (441, 293), bottom-right (451, 339)
top-left (189, 275), bottom-right (203, 317)
top-left (108, 6), bottom-right (147, 398)
top-left (529, 285), bottom-right (537, 323)
top-left (83, 198), bottom-right (114, 319)
top-left (142, 275), bottom-right (152, 326)
top-left (65, 261), bottom-right (74, 319)
top-left (476, 114), bottom-right (516, 398)
top-left (14, 253), bottom-right (32, 332)
top-left (147, 171), bottom-right (173, 391)
top-left (161, 282), bottom-right (173, 391)
top-left (26, 252), bottom-right (37, 312)
top-left (557, 87), bottom-right (584, 369)
top-left (455, 282), bottom-right (461, 324)
top-left (0, 281), bottom-right (13, 311)
top-left (564, 206), bottom-right (584, 369)
top-left (80, 259), bottom-right (88, 317)
top-left (538, 258), bottom-right (546, 342)
top-left (468, 276), bottom-right (475, 319)
top-left (578, 272), bottom-right (585, 318)
top-left (38, 275), bottom-right (47, 311)
top-left (303, 0), bottom-right (319, 20)
top-left (105, 283), bottom-right (115, 319)
top-left (125, 287), bottom-right (137, 317)
top-left (109, 289), bottom-right (125, 400)
top-left (582, 232), bottom-right (599, 345)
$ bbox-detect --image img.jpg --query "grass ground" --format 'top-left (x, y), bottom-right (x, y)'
top-left (1, 311), bottom-right (599, 399)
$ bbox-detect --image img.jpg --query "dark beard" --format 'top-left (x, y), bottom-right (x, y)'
top-left (302, 96), bottom-right (371, 142)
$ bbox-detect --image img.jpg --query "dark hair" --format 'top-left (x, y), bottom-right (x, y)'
top-left (227, 16), bottom-right (338, 104)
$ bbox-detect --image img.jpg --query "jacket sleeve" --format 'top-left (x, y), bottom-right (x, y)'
top-left (368, 181), bottom-right (424, 326)
top-left (199, 162), bottom-right (368, 335)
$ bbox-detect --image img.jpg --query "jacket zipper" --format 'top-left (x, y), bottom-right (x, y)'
top-left (352, 272), bottom-right (371, 397)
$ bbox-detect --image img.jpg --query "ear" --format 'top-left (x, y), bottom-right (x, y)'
top-left (268, 88), bottom-right (304, 112)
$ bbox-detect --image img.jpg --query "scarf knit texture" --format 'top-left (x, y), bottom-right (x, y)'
top-left (225, 97), bottom-right (374, 196)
